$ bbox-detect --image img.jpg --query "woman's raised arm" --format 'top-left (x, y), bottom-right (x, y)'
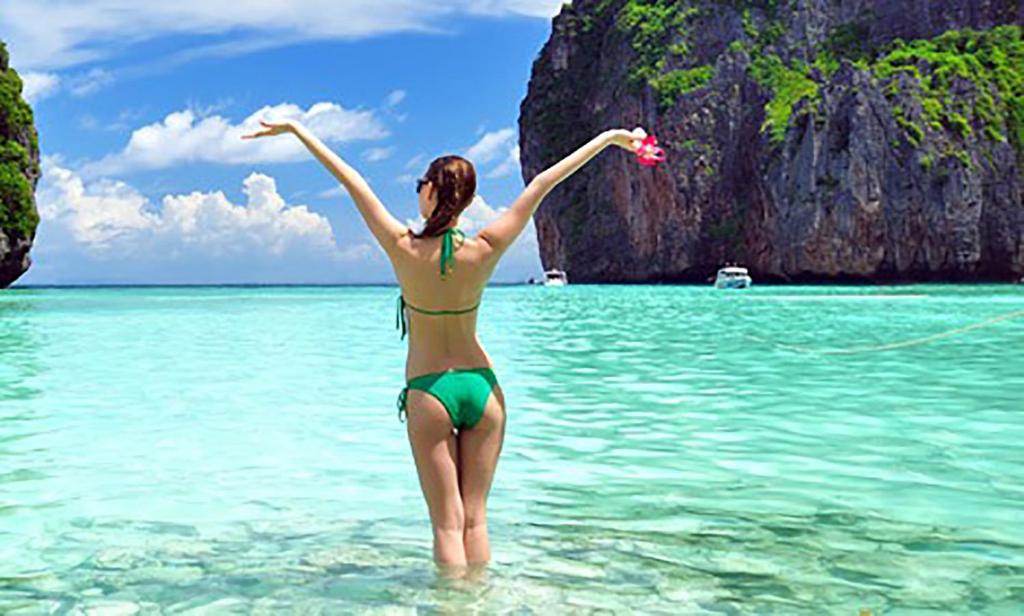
top-left (478, 127), bottom-right (646, 256)
top-left (242, 120), bottom-right (407, 253)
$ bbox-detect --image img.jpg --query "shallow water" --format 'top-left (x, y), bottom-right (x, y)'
top-left (1, 284), bottom-right (1022, 614)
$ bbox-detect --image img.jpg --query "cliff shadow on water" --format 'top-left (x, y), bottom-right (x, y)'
top-left (519, 0), bottom-right (1024, 284)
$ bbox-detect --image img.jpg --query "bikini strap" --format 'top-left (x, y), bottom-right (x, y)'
top-left (440, 227), bottom-right (464, 279)
top-left (396, 295), bottom-right (408, 340)
top-left (396, 294), bottom-right (481, 339)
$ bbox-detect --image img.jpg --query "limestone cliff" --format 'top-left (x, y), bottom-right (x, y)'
top-left (0, 41), bottom-right (40, 288)
top-left (520, 0), bottom-right (1023, 282)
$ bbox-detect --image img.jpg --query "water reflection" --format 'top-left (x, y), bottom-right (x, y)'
top-left (0, 290), bottom-right (44, 404)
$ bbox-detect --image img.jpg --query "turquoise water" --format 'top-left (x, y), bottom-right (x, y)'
top-left (1, 285), bottom-right (1022, 614)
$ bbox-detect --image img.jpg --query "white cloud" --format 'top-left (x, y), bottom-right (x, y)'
top-left (465, 0), bottom-right (563, 18)
top-left (463, 195), bottom-right (541, 279)
top-left (404, 154), bottom-right (426, 170)
top-left (80, 107), bottom-right (148, 132)
top-left (28, 159), bottom-right (539, 284)
top-left (66, 67), bottom-right (114, 96)
top-left (405, 216), bottom-right (424, 235)
top-left (465, 127), bottom-right (521, 179)
top-left (19, 71), bottom-right (60, 103)
top-left (0, 1), bottom-right (565, 70)
top-left (458, 195), bottom-right (505, 233)
top-left (385, 90), bottom-right (406, 107)
top-left (317, 185), bottom-right (356, 199)
top-left (363, 146), bottom-right (396, 162)
top-left (465, 128), bottom-right (516, 164)
top-left (37, 162), bottom-right (157, 250)
top-left (486, 144), bottom-right (521, 179)
top-left (17, 67), bottom-right (117, 104)
top-left (37, 157), bottom-right (348, 257)
top-left (85, 101), bottom-right (388, 175)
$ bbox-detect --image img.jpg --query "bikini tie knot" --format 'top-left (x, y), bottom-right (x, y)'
top-left (396, 387), bottom-right (409, 423)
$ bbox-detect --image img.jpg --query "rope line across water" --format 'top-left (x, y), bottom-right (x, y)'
top-left (745, 308), bottom-right (1024, 356)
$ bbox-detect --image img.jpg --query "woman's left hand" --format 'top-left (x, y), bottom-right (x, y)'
top-left (241, 119), bottom-right (297, 140)
top-left (607, 127), bottom-right (648, 151)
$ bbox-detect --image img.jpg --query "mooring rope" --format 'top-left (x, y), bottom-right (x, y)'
top-left (744, 308), bottom-right (1024, 356)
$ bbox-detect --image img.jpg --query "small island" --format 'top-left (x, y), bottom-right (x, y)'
top-left (0, 40), bottom-right (41, 288)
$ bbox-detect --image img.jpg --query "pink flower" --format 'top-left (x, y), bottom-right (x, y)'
top-left (636, 135), bottom-right (666, 167)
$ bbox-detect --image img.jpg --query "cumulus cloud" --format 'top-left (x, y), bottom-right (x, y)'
top-left (486, 144), bottom-right (521, 179)
top-left (19, 71), bottom-right (60, 104)
top-left (31, 157), bottom-right (381, 283)
top-left (0, 0), bottom-right (565, 70)
top-left (84, 101), bottom-right (388, 176)
top-left (463, 195), bottom-right (541, 279)
top-left (465, 128), bottom-right (516, 164)
top-left (465, 128), bottom-right (521, 179)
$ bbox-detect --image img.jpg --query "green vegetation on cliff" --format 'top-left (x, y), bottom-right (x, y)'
top-left (582, 2), bottom-right (1021, 154)
top-left (745, 22), bottom-right (1022, 150)
top-left (872, 25), bottom-right (1023, 154)
top-left (0, 41), bottom-right (39, 240)
top-left (649, 65), bottom-right (715, 109)
top-left (618, 0), bottom-right (696, 84)
top-left (750, 55), bottom-right (818, 143)
top-left (616, 1), bottom-right (713, 106)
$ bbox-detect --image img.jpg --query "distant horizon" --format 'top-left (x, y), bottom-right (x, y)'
top-left (7, 279), bottom-right (1023, 290)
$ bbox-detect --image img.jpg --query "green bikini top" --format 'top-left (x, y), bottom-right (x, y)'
top-left (396, 227), bottom-right (480, 339)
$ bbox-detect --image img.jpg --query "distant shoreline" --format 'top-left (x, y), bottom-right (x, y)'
top-left (6, 280), bottom-right (1023, 290)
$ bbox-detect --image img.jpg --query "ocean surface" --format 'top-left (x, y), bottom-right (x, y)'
top-left (1, 284), bottom-right (1022, 614)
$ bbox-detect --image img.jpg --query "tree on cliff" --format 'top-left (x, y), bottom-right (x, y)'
top-left (0, 40), bottom-right (41, 288)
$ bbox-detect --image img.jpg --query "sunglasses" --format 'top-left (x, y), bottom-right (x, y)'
top-left (415, 178), bottom-right (429, 194)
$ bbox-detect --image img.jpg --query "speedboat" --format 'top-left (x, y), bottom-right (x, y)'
top-left (714, 266), bottom-right (752, 289)
top-left (543, 269), bottom-right (568, 287)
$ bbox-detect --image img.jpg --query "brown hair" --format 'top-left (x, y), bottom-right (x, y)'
top-left (415, 155), bottom-right (476, 238)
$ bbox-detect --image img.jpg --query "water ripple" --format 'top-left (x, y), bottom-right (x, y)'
top-left (1, 285), bottom-right (1022, 613)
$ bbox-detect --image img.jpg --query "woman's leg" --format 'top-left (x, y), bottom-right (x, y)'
top-left (458, 385), bottom-right (506, 564)
top-left (405, 390), bottom-right (466, 566)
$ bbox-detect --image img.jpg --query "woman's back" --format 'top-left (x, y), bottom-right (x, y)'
top-left (393, 230), bottom-right (498, 378)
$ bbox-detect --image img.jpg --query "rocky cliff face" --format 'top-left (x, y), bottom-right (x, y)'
top-left (0, 42), bottom-right (40, 288)
top-left (519, 0), bottom-right (1023, 282)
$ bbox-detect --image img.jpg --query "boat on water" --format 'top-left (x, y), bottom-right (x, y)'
top-left (543, 269), bottom-right (568, 287)
top-left (714, 266), bottom-right (752, 289)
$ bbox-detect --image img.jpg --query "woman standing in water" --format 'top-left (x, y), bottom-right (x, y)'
top-left (243, 119), bottom-right (646, 566)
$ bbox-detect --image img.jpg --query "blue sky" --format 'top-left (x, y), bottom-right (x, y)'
top-left (1, 0), bottom-right (563, 285)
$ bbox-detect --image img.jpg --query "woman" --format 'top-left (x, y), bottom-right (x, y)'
top-left (242, 119), bottom-right (646, 566)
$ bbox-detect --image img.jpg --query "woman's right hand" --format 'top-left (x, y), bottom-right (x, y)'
top-left (241, 119), bottom-right (299, 140)
top-left (607, 127), bottom-right (648, 151)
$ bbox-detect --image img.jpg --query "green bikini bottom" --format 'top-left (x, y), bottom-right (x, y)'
top-left (396, 367), bottom-right (499, 430)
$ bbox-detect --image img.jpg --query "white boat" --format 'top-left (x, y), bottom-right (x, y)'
top-left (543, 269), bottom-right (568, 287)
top-left (714, 266), bottom-right (752, 289)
